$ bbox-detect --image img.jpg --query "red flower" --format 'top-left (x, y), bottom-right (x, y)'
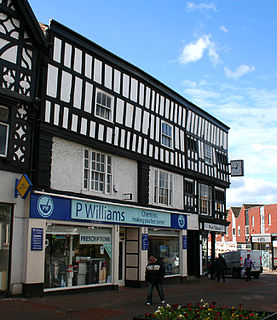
top-left (249, 313), bottom-right (255, 317)
top-left (172, 304), bottom-right (179, 309)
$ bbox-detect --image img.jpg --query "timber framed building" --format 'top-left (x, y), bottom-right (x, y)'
top-left (0, 0), bottom-right (230, 297)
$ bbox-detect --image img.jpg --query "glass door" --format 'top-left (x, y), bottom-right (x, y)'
top-left (0, 204), bottom-right (12, 292)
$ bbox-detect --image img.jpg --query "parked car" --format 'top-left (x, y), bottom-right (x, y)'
top-left (222, 250), bottom-right (263, 279)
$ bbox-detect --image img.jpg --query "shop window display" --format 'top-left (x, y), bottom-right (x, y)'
top-left (45, 224), bottom-right (112, 288)
top-left (148, 230), bottom-right (180, 275)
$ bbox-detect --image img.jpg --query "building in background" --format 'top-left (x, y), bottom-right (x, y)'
top-left (213, 204), bottom-right (277, 271)
top-left (0, 0), bottom-right (230, 297)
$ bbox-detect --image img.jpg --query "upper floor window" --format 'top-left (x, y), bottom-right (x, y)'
top-left (154, 169), bottom-right (173, 206)
top-left (238, 226), bottom-right (241, 236)
top-left (199, 183), bottom-right (212, 215)
top-left (0, 105), bottom-right (9, 157)
top-left (187, 137), bottom-right (198, 152)
top-left (216, 152), bottom-right (227, 165)
top-left (252, 216), bottom-right (255, 227)
top-left (95, 89), bottom-right (114, 121)
top-left (161, 122), bottom-right (173, 148)
top-left (204, 144), bottom-right (212, 164)
top-left (268, 213), bottom-right (271, 225)
top-left (84, 150), bottom-right (112, 194)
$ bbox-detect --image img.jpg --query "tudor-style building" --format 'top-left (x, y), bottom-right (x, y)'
top-left (0, 0), bottom-right (47, 296)
top-left (0, 0), bottom-right (230, 297)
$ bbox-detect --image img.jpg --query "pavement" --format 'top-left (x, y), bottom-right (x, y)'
top-left (1, 272), bottom-right (277, 320)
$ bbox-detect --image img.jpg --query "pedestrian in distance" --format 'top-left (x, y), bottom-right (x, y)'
top-left (145, 256), bottom-right (166, 306)
top-left (215, 253), bottom-right (227, 282)
top-left (244, 253), bottom-right (255, 281)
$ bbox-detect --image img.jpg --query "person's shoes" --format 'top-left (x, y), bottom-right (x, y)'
top-left (146, 302), bottom-right (151, 306)
top-left (161, 300), bottom-right (166, 304)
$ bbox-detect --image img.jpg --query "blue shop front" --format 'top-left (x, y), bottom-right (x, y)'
top-left (27, 191), bottom-right (187, 294)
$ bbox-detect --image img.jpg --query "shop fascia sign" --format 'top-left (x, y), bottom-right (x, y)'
top-left (30, 193), bottom-right (187, 229)
top-left (252, 235), bottom-right (271, 243)
top-left (203, 222), bottom-right (225, 232)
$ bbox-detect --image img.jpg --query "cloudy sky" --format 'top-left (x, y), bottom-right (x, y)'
top-left (29, 0), bottom-right (277, 208)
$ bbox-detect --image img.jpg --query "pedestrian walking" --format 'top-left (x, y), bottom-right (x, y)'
top-left (215, 253), bottom-right (227, 282)
top-left (145, 256), bottom-right (166, 306)
top-left (244, 253), bottom-right (255, 281)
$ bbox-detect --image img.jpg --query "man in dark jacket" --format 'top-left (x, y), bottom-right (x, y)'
top-left (215, 253), bottom-right (227, 282)
top-left (145, 256), bottom-right (165, 305)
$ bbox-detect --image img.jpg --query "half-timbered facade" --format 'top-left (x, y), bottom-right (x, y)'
top-left (0, 0), bottom-right (47, 296)
top-left (1, 0), bottom-right (229, 297)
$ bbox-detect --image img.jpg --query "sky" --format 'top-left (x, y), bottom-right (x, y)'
top-left (28, 0), bottom-right (277, 208)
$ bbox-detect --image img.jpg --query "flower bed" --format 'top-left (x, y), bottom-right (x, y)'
top-left (133, 300), bottom-right (275, 320)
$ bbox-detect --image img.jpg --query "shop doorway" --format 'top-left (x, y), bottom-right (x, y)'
top-left (118, 228), bottom-right (125, 286)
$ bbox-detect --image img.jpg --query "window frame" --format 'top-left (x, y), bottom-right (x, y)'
top-left (83, 149), bottom-right (112, 194)
top-left (199, 183), bottom-right (212, 215)
top-left (0, 122), bottom-right (9, 158)
top-left (154, 169), bottom-right (173, 206)
top-left (268, 213), bottom-right (271, 225)
top-left (94, 89), bottom-right (114, 122)
top-left (161, 121), bottom-right (173, 149)
top-left (204, 143), bottom-right (212, 165)
top-left (0, 105), bottom-right (10, 158)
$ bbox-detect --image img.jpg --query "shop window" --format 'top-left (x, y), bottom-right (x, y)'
top-left (199, 183), bottom-right (212, 215)
top-left (84, 150), bottom-right (112, 194)
top-left (154, 169), bottom-right (173, 206)
top-left (161, 122), bottom-right (173, 148)
top-left (0, 105), bottom-right (9, 157)
top-left (148, 229), bottom-right (179, 275)
top-left (45, 224), bottom-right (112, 289)
top-left (95, 89), bottom-right (114, 122)
top-left (0, 203), bottom-right (12, 291)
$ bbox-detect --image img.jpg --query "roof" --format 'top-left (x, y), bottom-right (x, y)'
top-left (230, 207), bottom-right (241, 218)
top-left (13, 0), bottom-right (48, 49)
top-left (242, 204), bottom-right (264, 210)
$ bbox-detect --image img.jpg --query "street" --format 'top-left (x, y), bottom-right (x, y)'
top-left (0, 272), bottom-right (276, 320)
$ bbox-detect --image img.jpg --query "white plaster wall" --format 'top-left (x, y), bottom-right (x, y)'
top-left (22, 218), bottom-right (46, 284)
top-left (187, 213), bottom-right (199, 230)
top-left (51, 137), bottom-right (138, 201)
top-left (148, 166), bottom-right (183, 209)
top-left (0, 170), bottom-right (29, 294)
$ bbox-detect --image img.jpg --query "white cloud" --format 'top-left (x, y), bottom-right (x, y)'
top-left (182, 79), bottom-right (277, 207)
top-left (224, 64), bottom-right (255, 79)
top-left (227, 177), bottom-right (277, 207)
top-left (220, 26), bottom-right (228, 33)
top-left (186, 2), bottom-right (217, 12)
top-left (179, 34), bottom-right (219, 66)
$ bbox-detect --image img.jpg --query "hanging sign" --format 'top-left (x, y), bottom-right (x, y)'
top-left (15, 174), bottom-right (32, 199)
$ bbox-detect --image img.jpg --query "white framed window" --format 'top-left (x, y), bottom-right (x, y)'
top-left (199, 183), bottom-right (212, 215)
top-left (204, 143), bottom-right (212, 164)
top-left (245, 225), bottom-right (249, 235)
top-left (0, 105), bottom-right (9, 157)
top-left (232, 228), bottom-right (236, 236)
top-left (252, 216), bottom-right (254, 227)
top-left (161, 122), bottom-right (173, 148)
top-left (268, 213), bottom-right (271, 225)
top-left (83, 149), bottom-right (112, 194)
top-left (154, 169), bottom-right (173, 205)
top-left (95, 89), bottom-right (114, 121)
top-left (237, 225), bottom-right (241, 236)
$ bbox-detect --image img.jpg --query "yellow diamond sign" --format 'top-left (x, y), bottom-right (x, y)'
top-left (15, 174), bottom-right (32, 199)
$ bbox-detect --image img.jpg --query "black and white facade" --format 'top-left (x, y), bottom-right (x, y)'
top-left (0, 0), bottom-right (229, 297)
